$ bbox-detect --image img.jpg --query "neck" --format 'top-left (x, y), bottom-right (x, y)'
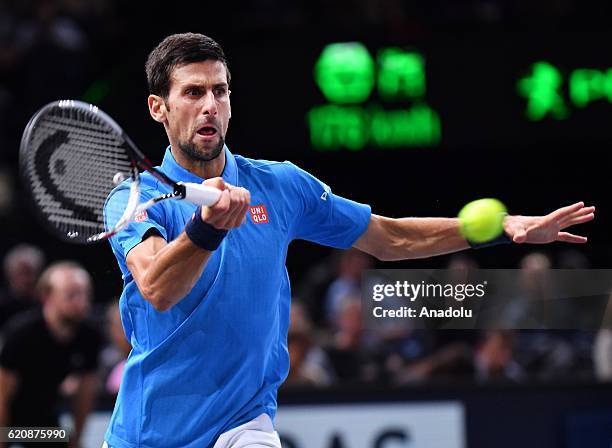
top-left (171, 145), bottom-right (226, 179)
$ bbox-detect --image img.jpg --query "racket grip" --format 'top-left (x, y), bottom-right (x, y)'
top-left (180, 182), bottom-right (222, 206)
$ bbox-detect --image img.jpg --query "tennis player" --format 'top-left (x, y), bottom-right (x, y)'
top-left (102, 33), bottom-right (595, 448)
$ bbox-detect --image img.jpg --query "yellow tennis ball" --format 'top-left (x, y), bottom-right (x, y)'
top-left (458, 198), bottom-right (507, 243)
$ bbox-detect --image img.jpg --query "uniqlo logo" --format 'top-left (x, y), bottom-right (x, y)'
top-left (134, 210), bottom-right (148, 222)
top-left (249, 205), bottom-right (269, 224)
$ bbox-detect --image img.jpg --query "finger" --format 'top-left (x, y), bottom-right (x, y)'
top-left (549, 202), bottom-right (584, 220)
top-left (557, 232), bottom-right (588, 243)
top-left (202, 189), bottom-right (231, 225)
top-left (230, 203), bottom-right (250, 227)
top-left (559, 206), bottom-right (596, 224)
top-left (237, 189), bottom-right (252, 226)
top-left (211, 189), bottom-right (231, 214)
top-left (212, 207), bottom-right (238, 230)
top-left (214, 188), bottom-right (250, 229)
top-left (559, 213), bottom-right (595, 229)
top-left (203, 177), bottom-right (226, 191)
top-left (229, 188), bottom-right (251, 227)
top-left (225, 189), bottom-right (249, 227)
top-left (566, 206), bottom-right (595, 218)
top-left (512, 227), bottom-right (528, 244)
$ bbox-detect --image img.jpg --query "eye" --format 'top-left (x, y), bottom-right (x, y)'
top-left (213, 86), bottom-right (228, 97)
top-left (186, 87), bottom-right (202, 96)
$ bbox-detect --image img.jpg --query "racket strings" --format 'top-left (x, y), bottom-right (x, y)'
top-left (23, 104), bottom-right (135, 242)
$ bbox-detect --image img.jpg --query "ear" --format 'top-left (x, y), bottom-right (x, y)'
top-left (148, 94), bottom-right (167, 123)
top-left (228, 90), bottom-right (232, 119)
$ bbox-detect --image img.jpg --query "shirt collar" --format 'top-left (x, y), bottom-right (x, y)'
top-left (160, 145), bottom-right (238, 186)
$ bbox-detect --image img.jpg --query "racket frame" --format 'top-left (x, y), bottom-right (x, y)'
top-left (20, 100), bottom-right (220, 244)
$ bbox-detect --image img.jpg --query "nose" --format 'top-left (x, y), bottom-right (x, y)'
top-left (201, 90), bottom-right (218, 116)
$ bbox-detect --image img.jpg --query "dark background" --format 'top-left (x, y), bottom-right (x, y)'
top-left (1, 0), bottom-right (609, 303)
top-left (2, 2), bottom-right (612, 447)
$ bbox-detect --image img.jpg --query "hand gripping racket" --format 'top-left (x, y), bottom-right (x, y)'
top-left (20, 100), bottom-right (221, 244)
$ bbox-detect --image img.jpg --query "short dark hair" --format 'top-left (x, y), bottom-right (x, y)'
top-left (145, 33), bottom-right (231, 99)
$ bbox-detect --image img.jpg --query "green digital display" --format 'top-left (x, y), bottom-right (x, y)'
top-left (570, 68), bottom-right (612, 108)
top-left (309, 104), bottom-right (439, 150)
top-left (77, 40), bottom-right (612, 154)
top-left (377, 48), bottom-right (425, 101)
top-left (517, 62), bottom-right (568, 121)
top-left (314, 42), bottom-right (375, 104)
top-left (518, 61), bottom-right (612, 121)
top-left (309, 42), bottom-right (441, 151)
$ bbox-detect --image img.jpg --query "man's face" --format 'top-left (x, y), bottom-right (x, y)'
top-left (48, 268), bottom-right (91, 326)
top-left (164, 60), bottom-right (231, 162)
top-left (7, 260), bottom-right (39, 297)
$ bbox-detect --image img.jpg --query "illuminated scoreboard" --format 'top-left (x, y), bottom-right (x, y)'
top-left (308, 43), bottom-right (440, 150)
top-left (104, 35), bottom-right (612, 156)
top-left (294, 35), bottom-right (612, 153)
top-left (518, 62), bottom-right (612, 120)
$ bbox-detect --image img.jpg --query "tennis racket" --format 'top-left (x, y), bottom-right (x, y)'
top-left (20, 100), bottom-right (222, 244)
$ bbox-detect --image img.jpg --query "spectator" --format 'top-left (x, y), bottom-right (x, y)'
top-left (285, 302), bottom-right (335, 387)
top-left (0, 261), bottom-right (102, 447)
top-left (293, 253), bottom-right (337, 327)
top-left (325, 295), bottom-right (380, 383)
top-left (593, 292), bottom-right (612, 382)
top-left (393, 337), bottom-right (473, 384)
top-left (594, 329), bottom-right (612, 382)
top-left (0, 244), bottom-right (45, 331)
top-left (501, 252), bottom-right (554, 328)
top-left (325, 249), bottom-right (374, 328)
top-left (474, 331), bottom-right (525, 382)
top-left (394, 331), bottom-right (523, 384)
top-left (512, 253), bottom-right (591, 380)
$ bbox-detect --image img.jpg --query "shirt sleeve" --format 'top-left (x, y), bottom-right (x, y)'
top-left (105, 185), bottom-right (169, 259)
top-left (281, 162), bottom-right (371, 249)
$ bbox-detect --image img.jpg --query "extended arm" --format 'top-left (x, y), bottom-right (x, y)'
top-left (354, 215), bottom-right (468, 261)
top-left (355, 202), bottom-right (595, 260)
top-left (127, 178), bottom-right (250, 311)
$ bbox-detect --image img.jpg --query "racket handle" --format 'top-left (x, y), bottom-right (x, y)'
top-left (180, 182), bottom-right (222, 206)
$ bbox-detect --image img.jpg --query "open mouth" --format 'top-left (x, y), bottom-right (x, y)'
top-left (197, 125), bottom-right (218, 137)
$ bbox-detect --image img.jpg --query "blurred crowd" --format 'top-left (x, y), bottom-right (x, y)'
top-left (0, 0), bottom-right (122, 165)
top-left (0, 242), bottom-right (610, 443)
top-left (289, 248), bottom-right (606, 387)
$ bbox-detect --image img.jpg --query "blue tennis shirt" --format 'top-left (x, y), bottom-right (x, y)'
top-left (104, 146), bottom-right (371, 448)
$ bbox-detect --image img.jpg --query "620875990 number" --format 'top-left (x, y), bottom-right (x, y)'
top-left (0, 427), bottom-right (68, 442)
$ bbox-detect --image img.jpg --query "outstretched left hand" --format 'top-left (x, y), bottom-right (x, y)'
top-left (503, 202), bottom-right (595, 244)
